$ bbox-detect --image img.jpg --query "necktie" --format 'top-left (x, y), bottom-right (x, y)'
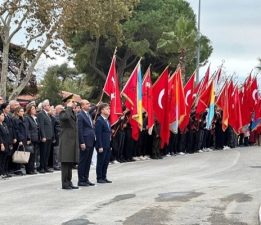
top-left (86, 112), bottom-right (93, 128)
top-left (105, 119), bottom-right (110, 129)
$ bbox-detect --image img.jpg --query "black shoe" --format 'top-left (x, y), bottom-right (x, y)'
top-left (27, 171), bottom-right (37, 175)
top-left (78, 182), bottom-right (89, 186)
top-left (14, 171), bottom-right (23, 176)
top-left (53, 167), bottom-right (61, 171)
top-left (104, 179), bottom-right (112, 183)
top-left (97, 179), bottom-right (106, 183)
top-left (87, 180), bottom-right (95, 186)
top-left (70, 184), bottom-right (79, 189)
top-left (62, 186), bottom-right (72, 190)
top-left (45, 169), bottom-right (53, 173)
top-left (39, 169), bottom-right (45, 174)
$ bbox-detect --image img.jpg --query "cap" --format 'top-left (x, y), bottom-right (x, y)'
top-left (62, 94), bottom-right (74, 103)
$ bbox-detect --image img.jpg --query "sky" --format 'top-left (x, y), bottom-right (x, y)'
top-left (186, 0), bottom-right (261, 83)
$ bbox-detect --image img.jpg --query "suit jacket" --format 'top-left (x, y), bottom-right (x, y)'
top-left (0, 122), bottom-right (10, 149)
top-left (59, 107), bottom-right (79, 163)
top-left (4, 114), bottom-right (16, 142)
top-left (37, 110), bottom-right (54, 140)
top-left (53, 115), bottom-right (61, 146)
top-left (25, 115), bottom-right (40, 143)
top-left (77, 110), bottom-right (95, 148)
top-left (95, 115), bottom-right (112, 150)
top-left (13, 117), bottom-right (30, 142)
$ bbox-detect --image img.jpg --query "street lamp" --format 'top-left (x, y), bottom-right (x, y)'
top-left (196, 0), bottom-right (201, 83)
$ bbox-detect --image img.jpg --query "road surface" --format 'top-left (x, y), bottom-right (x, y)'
top-left (0, 146), bottom-right (261, 225)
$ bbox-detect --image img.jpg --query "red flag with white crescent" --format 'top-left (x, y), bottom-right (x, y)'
top-left (152, 67), bottom-right (169, 148)
top-left (103, 55), bottom-right (122, 126)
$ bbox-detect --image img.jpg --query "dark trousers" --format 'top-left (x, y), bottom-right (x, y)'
top-left (61, 162), bottom-right (73, 188)
top-left (96, 148), bottom-right (111, 180)
top-left (25, 151), bottom-right (35, 174)
top-left (78, 146), bottom-right (94, 182)
top-left (151, 137), bottom-right (160, 158)
top-left (0, 152), bottom-right (8, 175)
top-left (39, 139), bottom-right (52, 170)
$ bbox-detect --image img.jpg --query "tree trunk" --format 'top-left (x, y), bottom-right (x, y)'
top-left (8, 38), bottom-right (52, 100)
top-left (179, 49), bottom-right (186, 83)
top-left (0, 41), bottom-right (10, 98)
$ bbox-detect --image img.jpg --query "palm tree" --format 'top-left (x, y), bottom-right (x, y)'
top-left (157, 16), bottom-right (197, 80)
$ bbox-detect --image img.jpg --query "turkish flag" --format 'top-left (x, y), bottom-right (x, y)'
top-left (196, 80), bottom-right (213, 115)
top-left (229, 87), bottom-right (242, 134)
top-left (216, 81), bottom-right (229, 131)
top-left (103, 55), bottom-right (122, 126)
top-left (168, 68), bottom-right (186, 133)
top-left (179, 71), bottom-right (196, 132)
top-left (130, 116), bottom-right (140, 141)
top-left (241, 78), bottom-right (255, 126)
top-left (142, 66), bottom-right (154, 131)
top-left (152, 67), bottom-right (170, 148)
top-left (198, 64), bottom-right (210, 95)
top-left (249, 77), bottom-right (258, 109)
top-left (121, 63), bottom-right (138, 111)
top-left (216, 66), bottom-right (222, 84)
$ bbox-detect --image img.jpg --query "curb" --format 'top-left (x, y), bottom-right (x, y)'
top-left (259, 205), bottom-right (261, 225)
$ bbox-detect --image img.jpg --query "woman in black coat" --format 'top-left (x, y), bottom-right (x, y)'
top-left (0, 110), bottom-right (11, 178)
top-left (13, 107), bottom-right (33, 174)
top-left (25, 104), bottom-right (40, 174)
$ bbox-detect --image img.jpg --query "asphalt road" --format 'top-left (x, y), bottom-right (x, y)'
top-left (1, 146), bottom-right (261, 225)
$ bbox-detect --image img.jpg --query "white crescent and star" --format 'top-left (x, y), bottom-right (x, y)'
top-left (185, 89), bottom-right (191, 106)
top-left (158, 89), bottom-right (165, 109)
top-left (145, 81), bottom-right (151, 88)
top-left (111, 77), bottom-right (115, 85)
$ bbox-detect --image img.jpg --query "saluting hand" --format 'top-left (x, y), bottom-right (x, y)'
top-left (1, 144), bottom-right (5, 152)
top-left (80, 144), bottom-right (86, 151)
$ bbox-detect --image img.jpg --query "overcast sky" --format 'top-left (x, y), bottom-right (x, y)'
top-left (186, 0), bottom-right (261, 82)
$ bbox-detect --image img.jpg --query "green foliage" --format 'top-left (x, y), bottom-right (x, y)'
top-left (39, 66), bottom-right (63, 105)
top-left (63, 0), bottom-right (213, 99)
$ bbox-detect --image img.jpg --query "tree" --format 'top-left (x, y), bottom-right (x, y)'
top-left (67, 0), bottom-right (212, 93)
top-left (0, 0), bottom-right (63, 100)
top-left (157, 16), bottom-right (212, 80)
top-left (47, 63), bottom-right (78, 85)
top-left (39, 66), bottom-right (62, 105)
top-left (0, 0), bottom-right (138, 100)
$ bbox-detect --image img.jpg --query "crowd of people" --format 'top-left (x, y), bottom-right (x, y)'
top-left (0, 95), bottom-right (260, 188)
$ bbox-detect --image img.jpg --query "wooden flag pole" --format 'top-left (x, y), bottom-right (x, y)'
top-left (93, 47), bottom-right (118, 124)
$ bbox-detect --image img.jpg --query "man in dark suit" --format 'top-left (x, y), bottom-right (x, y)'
top-left (95, 103), bottom-right (112, 184)
top-left (37, 99), bottom-right (54, 173)
top-left (77, 99), bottom-right (96, 186)
top-left (59, 94), bottom-right (79, 190)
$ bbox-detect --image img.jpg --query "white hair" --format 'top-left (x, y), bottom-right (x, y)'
top-left (37, 102), bottom-right (43, 111)
top-left (42, 99), bottom-right (50, 107)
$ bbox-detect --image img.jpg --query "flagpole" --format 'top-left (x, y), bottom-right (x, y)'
top-left (196, 0), bottom-right (201, 83)
top-left (94, 47), bottom-right (118, 123)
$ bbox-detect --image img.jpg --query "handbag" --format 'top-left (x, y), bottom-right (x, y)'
top-left (25, 144), bottom-right (34, 153)
top-left (12, 145), bottom-right (30, 164)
